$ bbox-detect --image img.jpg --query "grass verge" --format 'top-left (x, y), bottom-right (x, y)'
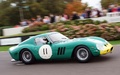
top-left (109, 40), bottom-right (120, 45)
top-left (0, 46), bottom-right (11, 51)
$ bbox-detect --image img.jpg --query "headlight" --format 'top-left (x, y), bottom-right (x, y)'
top-left (96, 43), bottom-right (105, 50)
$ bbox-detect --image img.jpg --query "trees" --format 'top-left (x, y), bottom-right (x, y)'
top-left (0, 0), bottom-right (86, 26)
top-left (0, 0), bottom-right (66, 26)
top-left (0, 1), bottom-right (19, 26)
top-left (64, 1), bottom-right (87, 15)
top-left (40, 0), bottom-right (65, 15)
top-left (101, 0), bottom-right (120, 9)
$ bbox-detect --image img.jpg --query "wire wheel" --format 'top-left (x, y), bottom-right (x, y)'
top-left (20, 50), bottom-right (35, 64)
top-left (75, 46), bottom-right (92, 63)
top-left (77, 48), bottom-right (89, 61)
top-left (22, 51), bottom-right (32, 62)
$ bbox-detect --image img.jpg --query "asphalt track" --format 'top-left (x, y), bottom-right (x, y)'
top-left (0, 45), bottom-right (120, 75)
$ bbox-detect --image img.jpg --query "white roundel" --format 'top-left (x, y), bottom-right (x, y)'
top-left (39, 45), bottom-right (52, 59)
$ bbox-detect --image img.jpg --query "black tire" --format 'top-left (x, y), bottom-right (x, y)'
top-left (20, 50), bottom-right (35, 64)
top-left (74, 46), bottom-right (92, 63)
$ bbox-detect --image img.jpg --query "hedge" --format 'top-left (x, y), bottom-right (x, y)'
top-left (22, 19), bottom-right (120, 41)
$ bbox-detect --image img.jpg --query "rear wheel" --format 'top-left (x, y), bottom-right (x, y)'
top-left (20, 50), bottom-right (35, 64)
top-left (74, 46), bottom-right (92, 63)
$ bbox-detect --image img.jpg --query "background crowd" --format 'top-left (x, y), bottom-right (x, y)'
top-left (17, 4), bottom-right (120, 27)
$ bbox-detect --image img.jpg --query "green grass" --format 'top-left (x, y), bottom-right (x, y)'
top-left (0, 40), bottom-right (120, 51)
top-left (0, 46), bottom-right (11, 51)
top-left (109, 40), bottom-right (120, 45)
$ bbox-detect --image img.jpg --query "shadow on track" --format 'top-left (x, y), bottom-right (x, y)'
top-left (12, 55), bottom-right (114, 66)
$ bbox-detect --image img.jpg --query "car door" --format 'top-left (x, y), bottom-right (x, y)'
top-left (49, 42), bottom-right (65, 59)
top-left (45, 35), bottom-right (72, 60)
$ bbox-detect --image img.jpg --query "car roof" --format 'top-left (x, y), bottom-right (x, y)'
top-left (19, 32), bottom-right (59, 45)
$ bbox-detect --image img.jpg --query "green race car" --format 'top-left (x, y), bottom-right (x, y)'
top-left (9, 32), bottom-right (113, 64)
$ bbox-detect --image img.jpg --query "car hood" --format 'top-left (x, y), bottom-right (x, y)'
top-left (74, 36), bottom-right (106, 42)
top-left (65, 36), bottom-right (107, 44)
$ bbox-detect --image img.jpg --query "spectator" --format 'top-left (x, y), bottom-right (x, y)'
top-left (80, 12), bottom-right (86, 19)
top-left (20, 19), bottom-right (28, 26)
top-left (49, 14), bottom-right (55, 23)
top-left (71, 12), bottom-right (79, 20)
top-left (36, 15), bottom-right (42, 22)
top-left (112, 6), bottom-right (118, 12)
top-left (43, 16), bottom-right (50, 24)
top-left (19, 4), bottom-right (120, 26)
top-left (63, 14), bottom-right (69, 20)
top-left (117, 6), bottom-right (120, 12)
top-left (59, 15), bottom-right (67, 21)
top-left (31, 18), bottom-right (36, 22)
top-left (91, 8), bottom-right (98, 18)
top-left (96, 9), bottom-right (101, 17)
top-left (102, 8), bottom-right (108, 16)
top-left (26, 20), bottom-right (32, 26)
top-left (55, 15), bottom-right (61, 22)
top-left (14, 25), bottom-right (20, 28)
top-left (108, 5), bottom-right (112, 12)
top-left (85, 7), bottom-right (91, 18)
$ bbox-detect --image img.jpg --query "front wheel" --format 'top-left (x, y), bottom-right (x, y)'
top-left (20, 50), bottom-right (35, 64)
top-left (74, 46), bottom-right (92, 63)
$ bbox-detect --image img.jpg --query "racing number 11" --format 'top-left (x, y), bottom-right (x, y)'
top-left (39, 45), bottom-right (52, 59)
top-left (43, 48), bottom-right (48, 55)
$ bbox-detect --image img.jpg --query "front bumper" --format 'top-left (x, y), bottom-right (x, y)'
top-left (100, 43), bottom-right (113, 55)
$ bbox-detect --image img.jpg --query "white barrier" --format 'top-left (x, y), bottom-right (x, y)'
top-left (91, 16), bottom-right (120, 23)
top-left (107, 12), bottom-right (120, 17)
top-left (3, 26), bottom-right (28, 36)
top-left (91, 12), bottom-right (120, 23)
top-left (0, 37), bottom-right (21, 45)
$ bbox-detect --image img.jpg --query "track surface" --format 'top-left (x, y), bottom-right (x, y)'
top-left (0, 45), bottom-right (120, 75)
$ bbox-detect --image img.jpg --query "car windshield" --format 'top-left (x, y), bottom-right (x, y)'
top-left (48, 33), bottom-right (69, 43)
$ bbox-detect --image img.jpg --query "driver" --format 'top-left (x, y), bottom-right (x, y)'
top-left (39, 38), bottom-right (48, 44)
top-left (42, 38), bottom-right (48, 44)
top-left (35, 37), bottom-right (48, 45)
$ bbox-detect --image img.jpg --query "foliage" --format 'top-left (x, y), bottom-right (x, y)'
top-left (57, 19), bottom-right (94, 25)
top-left (22, 19), bottom-right (96, 33)
top-left (40, 0), bottom-right (66, 15)
top-left (52, 23), bottom-right (120, 41)
top-left (22, 19), bottom-right (120, 41)
top-left (64, 1), bottom-right (87, 15)
top-left (93, 20), bottom-right (107, 25)
top-left (101, 0), bottom-right (120, 9)
top-left (22, 19), bottom-right (108, 33)
top-left (22, 22), bottom-right (49, 33)
top-left (0, 46), bottom-right (11, 51)
top-left (0, 28), bottom-right (3, 36)
top-left (0, 0), bottom-right (67, 26)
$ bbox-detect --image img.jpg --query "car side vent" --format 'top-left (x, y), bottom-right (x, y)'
top-left (57, 47), bottom-right (66, 55)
